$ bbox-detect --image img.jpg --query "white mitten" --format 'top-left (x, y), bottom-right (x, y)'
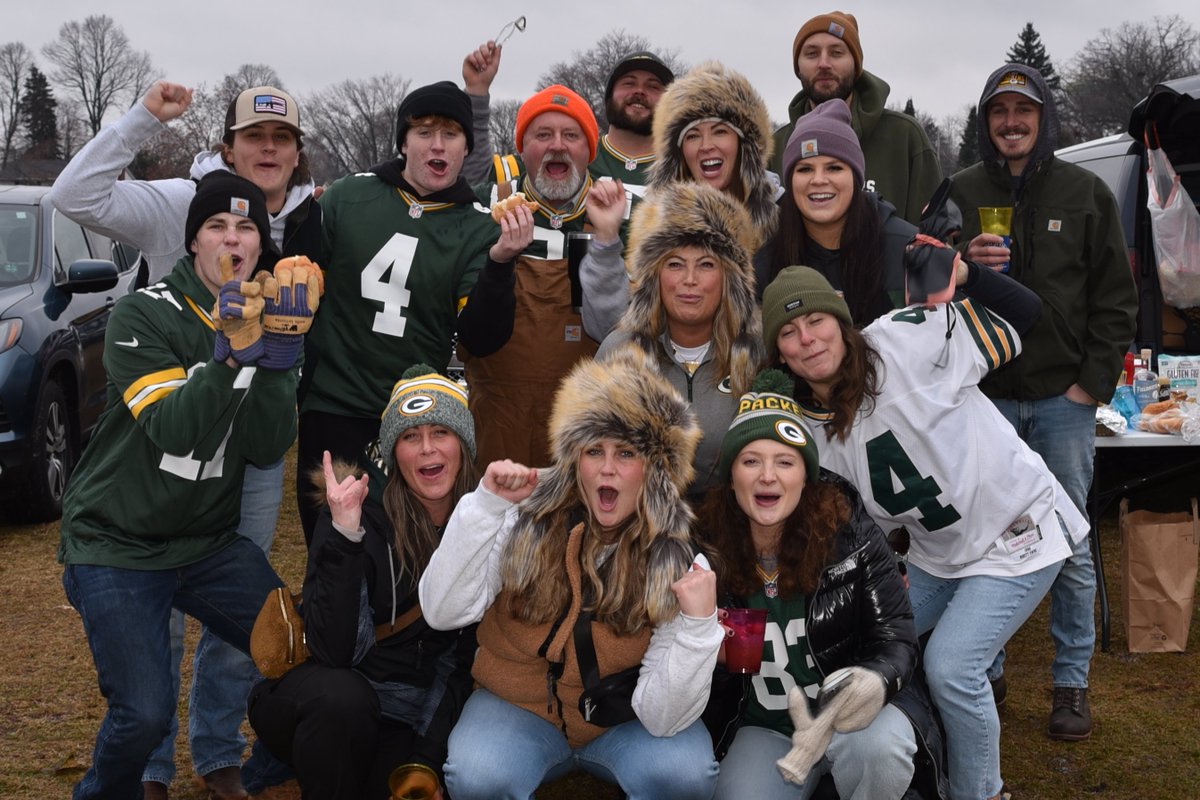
top-left (824, 666), bottom-right (888, 733)
top-left (776, 686), bottom-right (836, 786)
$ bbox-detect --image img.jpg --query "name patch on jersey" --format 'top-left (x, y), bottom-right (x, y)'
top-left (1047, 219), bottom-right (1062, 232)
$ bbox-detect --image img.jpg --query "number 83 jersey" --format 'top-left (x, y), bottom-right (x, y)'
top-left (302, 172), bottom-right (497, 419)
top-left (800, 300), bottom-right (1087, 579)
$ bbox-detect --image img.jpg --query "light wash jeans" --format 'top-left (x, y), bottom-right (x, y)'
top-left (444, 688), bottom-right (719, 800)
top-left (713, 705), bottom-right (916, 800)
top-left (909, 561), bottom-right (1061, 800)
top-left (63, 538), bottom-right (282, 800)
top-left (142, 459), bottom-right (285, 784)
top-left (989, 395), bottom-right (1097, 688)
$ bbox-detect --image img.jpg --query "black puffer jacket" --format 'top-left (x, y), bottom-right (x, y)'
top-left (706, 471), bottom-right (947, 799)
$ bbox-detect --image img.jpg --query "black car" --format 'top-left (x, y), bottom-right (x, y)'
top-left (0, 184), bottom-right (143, 522)
top-left (1055, 73), bottom-right (1200, 356)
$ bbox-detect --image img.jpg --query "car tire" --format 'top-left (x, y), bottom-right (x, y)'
top-left (21, 379), bottom-right (76, 523)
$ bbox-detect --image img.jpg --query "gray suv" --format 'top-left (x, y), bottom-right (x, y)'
top-left (1055, 74), bottom-right (1200, 356)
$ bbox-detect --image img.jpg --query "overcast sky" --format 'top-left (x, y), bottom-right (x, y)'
top-left (10, 0), bottom-right (1200, 135)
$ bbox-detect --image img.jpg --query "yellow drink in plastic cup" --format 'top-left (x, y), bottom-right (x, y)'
top-left (978, 207), bottom-right (1013, 272)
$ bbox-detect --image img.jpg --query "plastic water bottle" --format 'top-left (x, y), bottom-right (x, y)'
top-left (1132, 348), bottom-right (1159, 410)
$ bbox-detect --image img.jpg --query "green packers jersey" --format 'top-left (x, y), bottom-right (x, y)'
top-left (59, 258), bottom-right (298, 570)
top-left (303, 172), bottom-right (497, 419)
top-left (589, 134), bottom-right (655, 198)
top-left (739, 589), bottom-right (823, 736)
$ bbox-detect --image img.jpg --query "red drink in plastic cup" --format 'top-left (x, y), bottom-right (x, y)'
top-left (724, 608), bottom-right (768, 674)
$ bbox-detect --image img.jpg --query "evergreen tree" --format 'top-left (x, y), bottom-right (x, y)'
top-left (904, 98), bottom-right (916, 117)
top-left (958, 106), bottom-right (979, 169)
top-left (18, 65), bottom-right (59, 160)
top-left (1006, 22), bottom-right (1061, 91)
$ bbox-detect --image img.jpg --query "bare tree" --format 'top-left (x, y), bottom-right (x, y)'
top-left (1061, 15), bottom-right (1200, 141)
top-left (538, 30), bottom-right (685, 130)
top-left (42, 15), bottom-right (157, 135)
top-left (56, 99), bottom-right (89, 159)
top-left (488, 98), bottom-right (521, 156)
top-left (0, 42), bottom-right (32, 166)
top-left (303, 74), bottom-right (409, 177)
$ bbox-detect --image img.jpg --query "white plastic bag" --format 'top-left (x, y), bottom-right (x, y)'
top-left (1146, 128), bottom-right (1200, 309)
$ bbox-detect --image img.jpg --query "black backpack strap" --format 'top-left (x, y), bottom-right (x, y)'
top-left (573, 607), bottom-right (602, 691)
top-left (537, 602), bottom-right (570, 734)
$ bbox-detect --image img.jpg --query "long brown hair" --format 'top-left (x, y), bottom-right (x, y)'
top-left (787, 320), bottom-right (883, 442)
top-left (768, 184), bottom-right (884, 326)
top-left (381, 440), bottom-right (479, 583)
top-left (701, 478), bottom-right (849, 598)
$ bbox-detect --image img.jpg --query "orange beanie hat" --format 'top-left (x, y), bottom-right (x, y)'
top-left (514, 84), bottom-right (599, 162)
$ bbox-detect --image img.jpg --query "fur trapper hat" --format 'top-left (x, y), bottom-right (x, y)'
top-left (616, 181), bottom-right (765, 398)
top-left (505, 347), bottom-right (702, 621)
top-left (648, 61), bottom-right (777, 243)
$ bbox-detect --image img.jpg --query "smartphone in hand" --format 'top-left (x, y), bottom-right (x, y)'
top-left (816, 669), bottom-right (853, 710)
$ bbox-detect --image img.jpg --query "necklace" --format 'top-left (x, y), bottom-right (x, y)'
top-left (754, 563), bottom-right (779, 599)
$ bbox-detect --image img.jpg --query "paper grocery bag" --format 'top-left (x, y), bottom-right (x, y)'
top-left (1119, 498), bottom-right (1199, 652)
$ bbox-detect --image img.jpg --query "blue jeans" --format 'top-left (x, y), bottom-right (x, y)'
top-left (143, 459), bottom-right (285, 784)
top-left (909, 561), bottom-right (1060, 800)
top-left (989, 396), bottom-right (1096, 688)
top-left (444, 688), bottom-right (719, 800)
top-left (714, 705), bottom-right (916, 800)
top-left (63, 537), bottom-right (282, 800)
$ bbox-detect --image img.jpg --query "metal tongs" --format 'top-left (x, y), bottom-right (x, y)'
top-left (494, 15), bottom-right (527, 46)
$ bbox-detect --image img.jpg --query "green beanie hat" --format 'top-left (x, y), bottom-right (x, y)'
top-left (761, 266), bottom-right (852, 364)
top-left (378, 364), bottom-right (475, 471)
top-left (717, 370), bottom-right (819, 483)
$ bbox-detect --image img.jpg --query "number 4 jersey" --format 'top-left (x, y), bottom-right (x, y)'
top-left (301, 169), bottom-right (497, 419)
top-left (800, 300), bottom-right (1088, 579)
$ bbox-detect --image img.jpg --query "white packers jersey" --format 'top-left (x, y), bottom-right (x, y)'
top-left (800, 300), bottom-right (1087, 579)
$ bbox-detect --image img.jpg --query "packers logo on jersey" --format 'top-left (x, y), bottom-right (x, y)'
top-left (399, 394), bottom-right (436, 416)
top-left (775, 419), bottom-right (807, 447)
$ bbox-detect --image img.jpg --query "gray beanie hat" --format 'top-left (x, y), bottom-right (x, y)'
top-left (781, 98), bottom-right (865, 188)
top-left (761, 266), bottom-right (852, 364)
top-left (379, 364), bottom-right (475, 470)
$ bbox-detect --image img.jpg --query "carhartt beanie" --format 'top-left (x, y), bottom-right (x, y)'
top-left (717, 370), bottom-right (820, 483)
top-left (395, 81), bottom-right (475, 155)
top-left (185, 172), bottom-right (271, 253)
top-left (792, 12), bottom-right (863, 79)
top-left (515, 85), bottom-right (599, 162)
top-left (378, 364), bottom-right (476, 470)
top-left (761, 266), bottom-right (852, 364)
top-left (782, 98), bottom-right (865, 188)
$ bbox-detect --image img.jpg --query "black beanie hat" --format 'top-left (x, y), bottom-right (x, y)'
top-left (605, 51), bottom-right (675, 101)
top-left (395, 81), bottom-right (475, 156)
top-left (185, 172), bottom-right (272, 254)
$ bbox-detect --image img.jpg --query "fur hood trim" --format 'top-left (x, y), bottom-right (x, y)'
top-left (617, 181), bottom-right (764, 397)
top-left (648, 60), bottom-right (777, 240)
top-left (506, 348), bottom-right (702, 619)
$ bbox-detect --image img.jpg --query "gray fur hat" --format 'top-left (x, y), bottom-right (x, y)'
top-left (648, 60), bottom-right (778, 243)
top-left (616, 181), bottom-right (765, 398)
top-left (378, 364), bottom-right (475, 470)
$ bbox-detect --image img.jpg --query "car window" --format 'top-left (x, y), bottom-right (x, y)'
top-left (54, 212), bottom-right (92, 280)
top-left (0, 204), bottom-right (38, 286)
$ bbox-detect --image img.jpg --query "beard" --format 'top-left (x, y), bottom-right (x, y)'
top-left (531, 151), bottom-right (586, 202)
top-left (606, 94), bottom-right (653, 136)
top-left (804, 71), bottom-right (854, 104)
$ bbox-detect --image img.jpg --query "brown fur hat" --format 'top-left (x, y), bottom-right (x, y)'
top-left (616, 181), bottom-right (764, 398)
top-left (648, 60), bottom-right (777, 242)
top-left (505, 347), bottom-right (702, 620)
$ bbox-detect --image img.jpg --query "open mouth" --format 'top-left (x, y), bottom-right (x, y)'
top-left (755, 493), bottom-right (781, 506)
top-left (699, 158), bottom-right (724, 177)
top-left (807, 192), bottom-right (835, 203)
top-left (597, 486), bottom-right (618, 512)
top-left (544, 159), bottom-right (570, 179)
top-left (418, 464), bottom-right (445, 479)
top-left (428, 159), bottom-right (448, 174)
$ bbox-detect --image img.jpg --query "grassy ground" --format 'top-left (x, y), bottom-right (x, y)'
top-left (1, 448), bottom-right (1197, 799)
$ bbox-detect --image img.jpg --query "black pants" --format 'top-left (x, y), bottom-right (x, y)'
top-left (296, 410), bottom-right (381, 545)
top-left (248, 662), bottom-right (418, 800)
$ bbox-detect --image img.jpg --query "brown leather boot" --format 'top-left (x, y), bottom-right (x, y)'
top-left (202, 766), bottom-right (249, 799)
top-left (142, 780), bottom-right (169, 800)
top-left (1047, 686), bottom-right (1092, 741)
